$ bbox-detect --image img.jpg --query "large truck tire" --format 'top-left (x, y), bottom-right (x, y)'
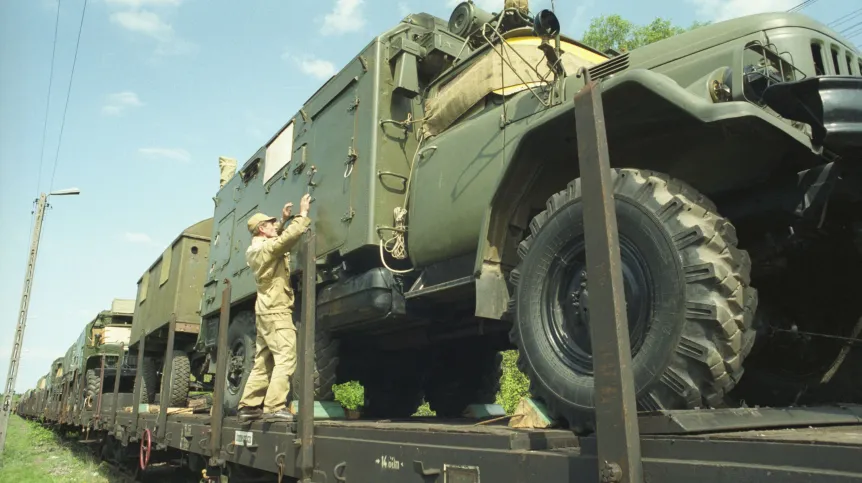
top-left (424, 341), bottom-right (502, 418)
top-left (290, 329), bottom-right (340, 402)
top-left (509, 168), bottom-right (757, 432)
top-left (135, 357), bottom-right (158, 404)
top-left (166, 350), bottom-right (191, 407)
top-left (85, 369), bottom-right (101, 407)
top-left (223, 310), bottom-right (256, 412)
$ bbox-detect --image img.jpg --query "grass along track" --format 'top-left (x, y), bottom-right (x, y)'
top-left (0, 415), bottom-right (194, 483)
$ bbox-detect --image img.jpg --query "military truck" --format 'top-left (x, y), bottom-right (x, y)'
top-left (127, 218), bottom-right (213, 408)
top-left (44, 357), bottom-right (64, 420)
top-left (73, 299), bottom-right (138, 407)
top-left (130, 2), bottom-right (858, 429)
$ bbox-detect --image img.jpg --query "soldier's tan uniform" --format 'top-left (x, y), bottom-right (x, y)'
top-left (237, 213), bottom-right (311, 414)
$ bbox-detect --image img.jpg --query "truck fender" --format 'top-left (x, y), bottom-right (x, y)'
top-left (472, 67), bottom-right (820, 320)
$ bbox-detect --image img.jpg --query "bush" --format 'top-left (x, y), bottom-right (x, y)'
top-left (495, 350), bottom-right (531, 414)
top-left (412, 401), bottom-right (436, 417)
top-left (332, 380), bottom-right (364, 410)
top-left (331, 349), bottom-right (532, 416)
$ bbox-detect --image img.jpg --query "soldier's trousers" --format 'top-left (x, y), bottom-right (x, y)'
top-left (237, 312), bottom-right (297, 413)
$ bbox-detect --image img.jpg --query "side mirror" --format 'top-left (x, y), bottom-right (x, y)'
top-left (533, 9), bottom-right (560, 38)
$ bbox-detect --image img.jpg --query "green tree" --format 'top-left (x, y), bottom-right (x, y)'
top-left (582, 15), bottom-right (711, 53)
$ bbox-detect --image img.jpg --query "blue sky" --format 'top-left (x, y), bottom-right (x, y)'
top-left (0, 0), bottom-right (858, 392)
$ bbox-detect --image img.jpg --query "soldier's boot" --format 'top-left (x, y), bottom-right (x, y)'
top-left (264, 409), bottom-right (294, 422)
top-left (237, 406), bottom-right (262, 422)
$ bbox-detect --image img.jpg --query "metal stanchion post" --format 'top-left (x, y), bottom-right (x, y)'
top-left (297, 231), bottom-right (317, 482)
top-left (209, 280), bottom-right (231, 466)
top-left (574, 70), bottom-right (643, 483)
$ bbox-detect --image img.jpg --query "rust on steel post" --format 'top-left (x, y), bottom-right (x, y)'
top-left (157, 315), bottom-right (177, 443)
top-left (574, 68), bottom-right (644, 483)
top-left (298, 230), bottom-right (317, 482)
top-left (130, 330), bottom-right (147, 438)
top-left (209, 279), bottom-right (231, 466)
top-left (96, 355), bottom-right (106, 422)
top-left (110, 342), bottom-right (123, 431)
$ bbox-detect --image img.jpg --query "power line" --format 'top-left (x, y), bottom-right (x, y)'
top-left (840, 20), bottom-right (862, 35)
top-left (48, 0), bottom-right (89, 192)
top-left (34, 0), bottom-right (62, 198)
top-left (788, 0), bottom-right (819, 13)
top-left (829, 7), bottom-right (862, 27)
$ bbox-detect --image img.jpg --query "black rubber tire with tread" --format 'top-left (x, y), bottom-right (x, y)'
top-left (135, 357), bottom-right (158, 404)
top-left (424, 341), bottom-right (502, 418)
top-left (510, 168), bottom-right (757, 431)
top-left (290, 329), bottom-right (340, 402)
top-left (165, 350), bottom-right (191, 407)
top-left (223, 310), bottom-right (256, 413)
top-left (86, 369), bottom-right (101, 406)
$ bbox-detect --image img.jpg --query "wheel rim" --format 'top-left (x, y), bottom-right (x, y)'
top-left (540, 234), bottom-right (653, 375)
top-left (226, 339), bottom-right (246, 395)
top-left (139, 428), bottom-right (151, 470)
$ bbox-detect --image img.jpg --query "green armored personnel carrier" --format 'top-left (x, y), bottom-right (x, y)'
top-left (128, 218), bottom-right (213, 408)
top-left (170, 2), bottom-right (859, 427)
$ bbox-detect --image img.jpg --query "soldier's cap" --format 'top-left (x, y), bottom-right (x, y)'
top-left (247, 213), bottom-right (277, 233)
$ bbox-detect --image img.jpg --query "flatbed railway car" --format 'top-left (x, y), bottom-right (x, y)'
top-left (13, 3), bottom-right (862, 482)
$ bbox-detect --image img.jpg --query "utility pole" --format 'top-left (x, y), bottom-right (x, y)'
top-left (0, 188), bottom-right (79, 456)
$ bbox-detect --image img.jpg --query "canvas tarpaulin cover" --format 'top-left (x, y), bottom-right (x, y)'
top-left (422, 38), bottom-right (604, 137)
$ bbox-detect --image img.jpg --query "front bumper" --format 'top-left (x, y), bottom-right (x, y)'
top-left (763, 75), bottom-right (862, 159)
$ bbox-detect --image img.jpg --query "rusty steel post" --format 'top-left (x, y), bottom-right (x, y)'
top-left (130, 331), bottom-right (147, 438)
top-left (209, 280), bottom-right (231, 466)
top-left (574, 71), bottom-right (644, 483)
top-left (96, 355), bottom-right (106, 423)
top-left (298, 231), bottom-right (317, 482)
top-left (110, 343), bottom-right (123, 431)
top-left (157, 316), bottom-right (177, 443)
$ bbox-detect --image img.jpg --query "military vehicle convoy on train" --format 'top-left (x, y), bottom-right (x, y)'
top-left (177, 3), bottom-right (860, 429)
top-left (19, 1), bottom-right (862, 434)
top-left (12, 4), bottom-right (862, 481)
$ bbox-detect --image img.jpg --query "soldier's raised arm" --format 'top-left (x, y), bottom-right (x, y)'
top-left (264, 194), bottom-right (312, 258)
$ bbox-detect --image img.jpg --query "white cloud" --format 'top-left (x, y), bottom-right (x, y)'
top-left (299, 57), bottom-right (337, 80)
top-left (322, 0), bottom-right (366, 34)
top-left (282, 50), bottom-right (337, 80)
top-left (138, 147), bottom-right (192, 162)
top-left (690, 0), bottom-right (798, 22)
top-left (102, 91), bottom-right (143, 115)
top-left (106, 1), bottom-right (196, 56)
top-left (124, 232), bottom-right (157, 245)
top-left (110, 10), bottom-right (173, 41)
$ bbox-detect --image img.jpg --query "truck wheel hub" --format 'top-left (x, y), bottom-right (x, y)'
top-left (545, 236), bottom-right (653, 375)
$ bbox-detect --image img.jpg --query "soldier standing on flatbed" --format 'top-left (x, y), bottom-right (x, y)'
top-left (236, 193), bottom-right (312, 422)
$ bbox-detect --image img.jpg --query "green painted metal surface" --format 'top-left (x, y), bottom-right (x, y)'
top-left (288, 400), bottom-right (347, 419)
top-left (129, 218), bottom-right (213, 350)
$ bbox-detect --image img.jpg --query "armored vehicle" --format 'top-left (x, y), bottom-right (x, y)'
top-left (160, 2), bottom-right (861, 428)
top-left (128, 218), bottom-right (213, 408)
